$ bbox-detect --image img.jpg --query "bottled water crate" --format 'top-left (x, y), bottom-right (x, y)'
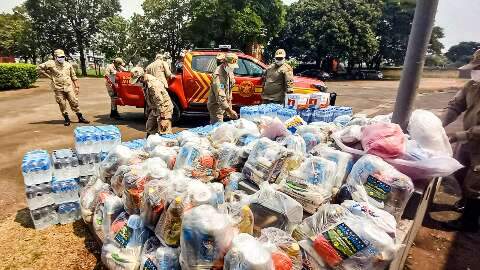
top-left (52, 149), bottom-right (79, 181)
top-left (57, 202), bottom-right (81, 224)
top-left (51, 178), bottom-right (80, 205)
top-left (21, 150), bottom-right (52, 186)
top-left (30, 204), bottom-right (58, 230)
top-left (74, 125), bottom-right (121, 155)
top-left (25, 182), bottom-right (54, 210)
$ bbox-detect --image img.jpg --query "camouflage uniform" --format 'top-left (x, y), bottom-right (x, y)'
top-left (143, 74), bottom-right (174, 135)
top-left (262, 49), bottom-right (294, 104)
top-left (207, 65), bottom-right (235, 124)
top-left (145, 57), bottom-right (172, 89)
top-left (104, 61), bottom-right (126, 111)
top-left (38, 59), bottom-right (80, 114)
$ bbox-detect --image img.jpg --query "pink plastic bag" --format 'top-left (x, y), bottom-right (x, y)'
top-left (361, 123), bottom-right (406, 159)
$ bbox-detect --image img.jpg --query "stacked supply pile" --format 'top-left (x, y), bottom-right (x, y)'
top-left (22, 150), bottom-right (57, 229)
top-left (21, 104), bottom-right (464, 269)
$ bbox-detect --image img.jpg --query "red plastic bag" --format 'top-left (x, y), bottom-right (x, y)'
top-left (361, 123), bottom-right (406, 159)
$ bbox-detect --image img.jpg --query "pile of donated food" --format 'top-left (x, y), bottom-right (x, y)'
top-left (31, 103), bottom-right (465, 270)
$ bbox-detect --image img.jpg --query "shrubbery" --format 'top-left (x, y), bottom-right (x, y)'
top-left (0, 63), bottom-right (38, 90)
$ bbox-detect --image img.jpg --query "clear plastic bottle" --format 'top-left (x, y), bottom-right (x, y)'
top-left (237, 205), bottom-right (254, 235)
top-left (161, 197), bottom-right (184, 247)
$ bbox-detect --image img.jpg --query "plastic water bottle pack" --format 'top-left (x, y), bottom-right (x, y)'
top-left (25, 182), bottom-right (54, 210)
top-left (57, 202), bottom-right (81, 224)
top-left (74, 125), bottom-right (121, 155)
top-left (51, 178), bottom-right (80, 205)
top-left (22, 150), bottom-right (52, 186)
top-left (52, 149), bottom-right (79, 181)
top-left (30, 204), bottom-right (58, 230)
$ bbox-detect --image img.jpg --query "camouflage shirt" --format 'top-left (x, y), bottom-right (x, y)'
top-left (145, 59), bottom-right (172, 89)
top-left (262, 63), bottom-right (294, 103)
top-left (143, 74), bottom-right (174, 119)
top-left (208, 65), bottom-right (235, 110)
top-left (37, 60), bottom-right (78, 92)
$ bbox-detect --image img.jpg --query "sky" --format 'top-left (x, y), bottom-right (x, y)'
top-left (1, 0), bottom-right (479, 51)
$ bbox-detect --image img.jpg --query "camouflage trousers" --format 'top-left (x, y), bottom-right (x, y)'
top-left (54, 90), bottom-right (80, 114)
top-left (106, 84), bottom-right (117, 111)
top-left (146, 111), bottom-right (172, 135)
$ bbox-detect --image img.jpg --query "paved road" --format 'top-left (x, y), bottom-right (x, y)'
top-left (0, 77), bottom-right (468, 269)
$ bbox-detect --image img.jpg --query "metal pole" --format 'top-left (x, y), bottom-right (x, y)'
top-left (391, 0), bottom-right (439, 130)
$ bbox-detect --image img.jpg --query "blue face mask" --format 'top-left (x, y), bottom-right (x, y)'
top-left (56, 57), bottom-right (65, 64)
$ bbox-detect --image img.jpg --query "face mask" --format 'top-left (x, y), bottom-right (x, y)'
top-left (471, 70), bottom-right (480, 82)
top-left (56, 57), bottom-right (65, 64)
top-left (224, 65), bottom-right (234, 73)
top-left (275, 59), bottom-right (285, 66)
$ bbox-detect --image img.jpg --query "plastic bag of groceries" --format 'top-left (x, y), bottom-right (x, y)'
top-left (140, 237), bottom-right (181, 270)
top-left (243, 138), bottom-right (293, 185)
top-left (258, 227), bottom-right (303, 270)
top-left (260, 117), bottom-right (290, 140)
top-left (310, 144), bottom-right (354, 189)
top-left (295, 125), bottom-right (331, 152)
top-left (99, 145), bottom-right (148, 184)
top-left (216, 142), bottom-right (247, 180)
top-left (150, 145), bottom-right (179, 169)
top-left (361, 123), bottom-right (406, 159)
top-left (233, 118), bottom-right (260, 137)
top-left (211, 123), bottom-right (237, 146)
top-left (179, 205), bottom-right (234, 269)
top-left (92, 191), bottom-right (123, 242)
top-left (347, 114), bottom-right (369, 126)
top-left (79, 177), bottom-right (109, 223)
top-left (280, 157), bottom-right (337, 214)
top-left (176, 130), bottom-right (210, 147)
top-left (341, 154), bottom-right (414, 220)
top-left (110, 165), bottom-right (131, 197)
top-left (333, 115), bottom-right (352, 127)
top-left (122, 163), bottom-right (150, 215)
top-left (277, 134), bottom-right (307, 154)
top-left (140, 179), bottom-right (170, 230)
top-left (102, 213), bottom-right (149, 270)
top-left (341, 200), bottom-right (396, 238)
top-left (407, 109), bottom-right (452, 157)
top-left (224, 233), bottom-right (274, 270)
top-left (144, 134), bottom-right (178, 152)
top-left (174, 142), bottom-right (218, 182)
top-left (293, 204), bottom-right (398, 270)
top-left (249, 182), bottom-right (303, 235)
top-left (155, 196), bottom-right (184, 247)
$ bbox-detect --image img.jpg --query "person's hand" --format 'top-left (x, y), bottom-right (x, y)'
top-left (227, 108), bottom-right (238, 120)
top-left (447, 133), bottom-right (458, 143)
top-left (74, 86), bottom-right (80, 95)
top-left (160, 120), bottom-right (169, 130)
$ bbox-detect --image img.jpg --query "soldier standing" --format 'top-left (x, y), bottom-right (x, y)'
top-left (146, 53), bottom-right (173, 90)
top-left (207, 52), bottom-right (239, 124)
top-left (442, 49), bottom-right (480, 232)
top-left (37, 49), bottom-right (90, 126)
top-left (261, 49), bottom-right (294, 104)
top-left (104, 58), bottom-right (126, 119)
top-left (130, 67), bottom-right (173, 136)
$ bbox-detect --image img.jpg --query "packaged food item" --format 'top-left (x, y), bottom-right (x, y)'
top-left (92, 191), bottom-right (123, 242)
top-left (155, 196), bottom-right (184, 247)
top-left (341, 200), bottom-right (396, 238)
top-left (243, 138), bottom-right (292, 185)
top-left (79, 178), bottom-right (109, 223)
top-left (284, 115), bottom-right (306, 133)
top-left (174, 142), bottom-right (218, 182)
top-left (310, 144), bottom-right (354, 189)
top-left (140, 179), bottom-right (170, 230)
top-left (258, 227), bottom-right (303, 270)
top-left (216, 143), bottom-right (247, 180)
top-left (223, 233), bottom-right (274, 270)
top-left (232, 205), bottom-right (254, 235)
top-left (122, 164), bottom-right (150, 215)
top-left (342, 154), bottom-right (414, 220)
top-left (98, 145), bottom-right (144, 184)
top-left (150, 145), bottom-right (179, 169)
top-left (285, 93), bottom-right (310, 109)
top-left (361, 123), bottom-right (406, 159)
top-left (180, 205), bottom-right (234, 269)
top-left (308, 92), bottom-right (331, 109)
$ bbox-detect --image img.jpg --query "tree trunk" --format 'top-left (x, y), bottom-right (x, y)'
top-left (76, 35), bottom-right (87, 76)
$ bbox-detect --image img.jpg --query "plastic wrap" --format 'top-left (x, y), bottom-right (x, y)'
top-left (407, 109), bottom-right (452, 157)
top-left (150, 146), bottom-right (179, 169)
top-left (249, 183), bottom-right (303, 234)
top-left (260, 117), bottom-right (290, 140)
top-left (99, 145), bottom-right (147, 184)
top-left (258, 227), bottom-right (303, 270)
top-left (79, 178), bottom-right (109, 223)
top-left (110, 165), bottom-right (131, 197)
top-left (145, 134), bottom-right (178, 152)
top-left (233, 118), bottom-right (260, 137)
top-left (140, 237), bottom-right (181, 270)
top-left (140, 179), bottom-right (170, 230)
top-left (155, 197), bottom-right (184, 247)
top-left (343, 154), bottom-right (414, 220)
top-left (293, 204), bottom-right (397, 270)
top-left (361, 123), bottom-right (406, 159)
top-left (242, 138), bottom-right (292, 185)
top-left (295, 125), bottom-right (331, 152)
top-left (174, 142), bottom-right (218, 182)
top-left (176, 130), bottom-right (210, 147)
top-left (335, 125), bottom-right (362, 145)
top-left (92, 191), bottom-right (123, 242)
top-left (341, 200), bottom-right (396, 238)
top-left (231, 205), bottom-right (254, 235)
top-left (122, 163), bottom-right (150, 215)
top-left (277, 134), bottom-right (307, 154)
top-left (310, 144), bottom-right (354, 189)
top-left (280, 157), bottom-right (337, 214)
top-left (217, 143), bottom-right (247, 180)
top-left (224, 233), bottom-right (274, 270)
top-left (180, 205), bottom-right (234, 269)
top-left (211, 123), bottom-right (237, 146)
top-left (333, 115), bottom-right (352, 127)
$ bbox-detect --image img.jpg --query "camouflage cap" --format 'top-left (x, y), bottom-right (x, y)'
top-left (155, 53), bottom-right (164, 60)
top-left (225, 53), bottom-right (239, 69)
top-left (275, 49), bottom-right (286, 58)
top-left (130, 67), bottom-right (145, 84)
top-left (54, 49), bottom-right (65, 57)
top-left (114, 58), bottom-right (125, 66)
top-left (216, 53), bottom-right (226, 61)
top-left (461, 49), bottom-right (480, 70)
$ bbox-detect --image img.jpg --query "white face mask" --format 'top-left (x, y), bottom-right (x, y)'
top-left (471, 70), bottom-right (480, 82)
top-left (56, 57), bottom-right (65, 64)
top-left (275, 59), bottom-right (285, 66)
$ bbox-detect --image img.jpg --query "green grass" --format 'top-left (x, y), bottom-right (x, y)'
top-left (76, 68), bottom-right (104, 78)
top-left (382, 68), bottom-right (459, 80)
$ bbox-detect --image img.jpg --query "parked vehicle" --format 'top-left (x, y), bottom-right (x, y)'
top-left (296, 69), bottom-right (331, 81)
top-left (107, 48), bottom-right (335, 123)
top-left (348, 69), bottom-right (384, 80)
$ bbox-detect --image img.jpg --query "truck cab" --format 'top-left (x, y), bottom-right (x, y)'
top-left (109, 48), bottom-right (333, 123)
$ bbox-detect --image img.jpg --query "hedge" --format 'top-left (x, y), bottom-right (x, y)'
top-left (0, 63), bottom-right (38, 90)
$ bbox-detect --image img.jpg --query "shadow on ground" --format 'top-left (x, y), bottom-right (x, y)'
top-left (94, 112), bottom-right (145, 132)
top-left (14, 208), bottom-right (34, 229)
top-left (72, 220), bottom-right (105, 270)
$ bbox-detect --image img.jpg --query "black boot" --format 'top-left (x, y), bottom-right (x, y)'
top-left (63, 113), bottom-right (71, 126)
top-left (76, 113), bottom-right (90, 124)
top-left (110, 109), bottom-right (121, 119)
top-left (454, 198), bottom-right (466, 213)
top-left (443, 199), bottom-right (480, 232)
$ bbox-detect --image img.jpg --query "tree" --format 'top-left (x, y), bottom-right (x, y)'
top-left (445, 41), bottom-right (480, 67)
top-left (93, 15), bottom-right (129, 61)
top-left (428, 26), bottom-right (445, 55)
top-left (25, 0), bottom-right (121, 75)
top-left (425, 54), bottom-right (448, 68)
top-left (268, 0), bottom-right (382, 67)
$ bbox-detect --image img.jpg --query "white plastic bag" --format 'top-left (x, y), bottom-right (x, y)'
top-left (224, 233), bottom-right (274, 270)
top-left (310, 144), bottom-right (354, 188)
top-left (407, 109), bottom-right (453, 157)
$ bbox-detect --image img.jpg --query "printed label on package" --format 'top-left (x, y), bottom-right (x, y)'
top-left (114, 225), bottom-right (132, 248)
top-left (322, 222), bottom-right (367, 259)
top-left (143, 258), bottom-right (158, 270)
top-left (199, 234), bottom-right (217, 261)
top-left (364, 175), bottom-right (391, 202)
